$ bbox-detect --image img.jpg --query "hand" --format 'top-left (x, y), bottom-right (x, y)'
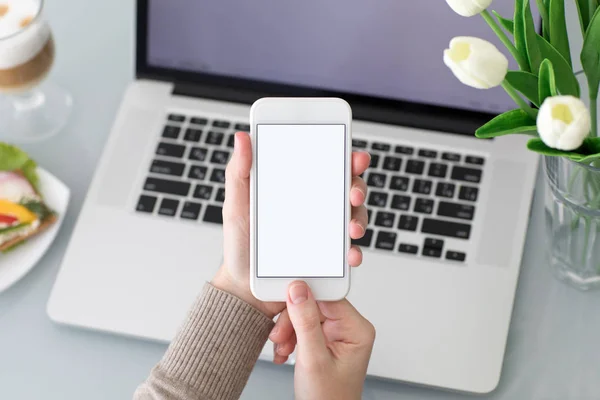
top-left (280, 281), bottom-right (375, 400)
top-left (211, 132), bottom-right (370, 319)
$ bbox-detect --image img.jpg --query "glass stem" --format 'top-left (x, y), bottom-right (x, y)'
top-left (502, 80), bottom-right (538, 120)
top-left (481, 10), bottom-right (529, 72)
top-left (12, 90), bottom-right (45, 112)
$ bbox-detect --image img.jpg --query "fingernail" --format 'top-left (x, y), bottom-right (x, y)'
top-left (289, 282), bottom-right (308, 305)
top-left (352, 218), bottom-right (365, 234)
top-left (269, 326), bottom-right (279, 340)
top-left (355, 187), bottom-right (366, 200)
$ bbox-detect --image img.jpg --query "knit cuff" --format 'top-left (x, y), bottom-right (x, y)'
top-left (158, 283), bottom-right (274, 400)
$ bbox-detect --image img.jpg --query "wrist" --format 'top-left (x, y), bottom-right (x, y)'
top-left (211, 267), bottom-right (279, 319)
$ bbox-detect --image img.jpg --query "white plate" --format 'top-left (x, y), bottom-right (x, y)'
top-left (0, 168), bottom-right (70, 293)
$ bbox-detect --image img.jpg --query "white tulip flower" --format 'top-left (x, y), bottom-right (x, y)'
top-left (443, 37), bottom-right (508, 89)
top-left (537, 96), bottom-right (591, 151)
top-left (446, 0), bottom-right (493, 17)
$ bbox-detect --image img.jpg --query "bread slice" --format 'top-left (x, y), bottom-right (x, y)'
top-left (0, 214), bottom-right (57, 252)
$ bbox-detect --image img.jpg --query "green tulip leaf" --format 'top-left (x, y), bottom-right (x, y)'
top-left (527, 138), bottom-right (600, 163)
top-left (505, 70), bottom-right (540, 106)
top-left (475, 109), bottom-right (538, 138)
top-left (581, 7), bottom-right (600, 102)
top-left (575, 0), bottom-right (599, 34)
top-left (492, 10), bottom-right (515, 34)
top-left (515, 0), bottom-right (543, 73)
top-left (538, 59), bottom-right (558, 105)
top-left (536, 34), bottom-right (580, 96)
top-left (534, 0), bottom-right (550, 39)
top-left (548, 0), bottom-right (572, 66)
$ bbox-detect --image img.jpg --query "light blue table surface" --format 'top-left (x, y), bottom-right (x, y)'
top-left (2, 1), bottom-right (600, 399)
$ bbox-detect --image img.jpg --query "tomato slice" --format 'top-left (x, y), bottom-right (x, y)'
top-left (0, 214), bottom-right (18, 225)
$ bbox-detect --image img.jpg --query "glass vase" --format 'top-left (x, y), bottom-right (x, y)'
top-left (544, 156), bottom-right (600, 290)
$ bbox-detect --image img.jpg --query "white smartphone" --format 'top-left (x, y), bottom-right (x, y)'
top-left (249, 97), bottom-right (352, 302)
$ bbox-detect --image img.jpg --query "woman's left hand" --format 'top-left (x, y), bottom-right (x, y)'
top-left (211, 131), bottom-right (370, 319)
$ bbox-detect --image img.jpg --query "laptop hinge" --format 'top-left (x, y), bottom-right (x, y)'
top-left (173, 81), bottom-right (271, 106)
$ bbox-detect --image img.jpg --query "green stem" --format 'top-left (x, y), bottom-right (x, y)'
top-left (481, 10), bottom-right (529, 72)
top-left (590, 96), bottom-right (597, 138)
top-left (502, 80), bottom-right (538, 120)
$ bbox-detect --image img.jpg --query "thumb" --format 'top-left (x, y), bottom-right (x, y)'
top-left (286, 282), bottom-right (328, 359)
top-left (223, 132), bottom-right (252, 221)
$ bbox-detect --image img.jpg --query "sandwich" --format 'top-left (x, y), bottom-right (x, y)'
top-left (0, 143), bottom-right (57, 253)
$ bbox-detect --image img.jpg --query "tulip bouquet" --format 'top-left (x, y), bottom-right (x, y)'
top-left (444, 0), bottom-right (600, 162)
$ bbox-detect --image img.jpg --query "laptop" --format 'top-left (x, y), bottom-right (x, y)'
top-left (47, 0), bottom-right (538, 394)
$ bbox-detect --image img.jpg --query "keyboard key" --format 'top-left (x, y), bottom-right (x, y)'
top-left (424, 238), bottom-right (444, 250)
top-left (418, 149), bottom-right (438, 158)
top-left (156, 142), bottom-right (186, 158)
top-left (446, 251), bottom-right (466, 262)
top-left (206, 131), bottom-right (224, 145)
top-left (466, 156), bottom-right (485, 166)
top-left (399, 244), bottom-right (419, 254)
top-left (375, 231), bottom-right (397, 250)
top-left (162, 125), bottom-right (181, 139)
top-left (211, 150), bottom-right (230, 165)
top-left (368, 191), bottom-right (388, 207)
top-left (442, 152), bottom-right (461, 162)
top-left (369, 154), bottom-right (380, 169)
top-left (390, 176), bottom-right (410, 191)
top-left (428, 163), bottom-right (448, 178)
top-left (391, 195), bottom-right (411, 211)
top-left (188, 165), bottom-right (208, 180)
top-left (405, 160), bottom-right (425, 175)
top-left (438, 201), bottom-right (475, 220)
top-left (412, 179), bottom-right (432, 195)
top-left (189, 147), bottom-right (208, 162)
top-left (398, 215), bottom-right (419, 231)
top-left (395, 145), bottom-right (414, 155)
top-left (158, 198), bottom-right (179, 217)
top-left (414, 198), bottom-right (434, 214)
top-left (352, 229), bottom-right (374, 247)
top-left (190, 117), bottom-right (208, 126)
top-left (234, 123), bottom-right (250, 131)
top-left (436, 182), bottom-right (456, 198)
top-left (136, 195), bottom-right (157, 213)
top-left (459, 186), bottom-right (479, 202)
top-left (213, 120), bottom-right (231, 129)
top-left (144, 178), bottom-right (190, 196)
top-left (352, 139), bottom-right (368, 148)
top-left (184, 128), bottom-right (203, 142)
top-left (422, 218), bottom-right (471, 239)
top-left (193, 184), bottom-right (213, 200)
top-left (422, 247), bottom-right (442, 258)
top-left (150, 160), bottom-right (185, 177)
top-left (375, 211), bottom-right (396, 228)
top-left (367, 173), bottom-right (387, 188)
top-left (210, 168), bottom-right (226, 184)
top-left (383, 156), bottom-right (402, 172)
top-left (203, 205), bottom-right (223, 224)
top-left (451, 166), bottom-right (482, 183)
top-left (181, 201), bottom-right (202, 220)
top-left (372, 142), bottom-right (391, 151)
top-left (367, 209), bottom-right (372, 223)
top-left (216, 187), bottom-right (226, 203)
top-left (227, 134), bottom-right (235, 148)
top-left (167, 114), bottom-right (186, 123)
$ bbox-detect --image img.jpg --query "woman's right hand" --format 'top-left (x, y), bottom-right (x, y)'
top-left (271, 281), bottom-right (376, 400)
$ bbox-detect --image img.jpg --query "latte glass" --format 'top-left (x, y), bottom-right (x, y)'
top-left (0, 0), bottom-right (72, 143)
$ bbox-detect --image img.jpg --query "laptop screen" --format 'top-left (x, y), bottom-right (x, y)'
top-left (147, 0), bottom-right (517, 115)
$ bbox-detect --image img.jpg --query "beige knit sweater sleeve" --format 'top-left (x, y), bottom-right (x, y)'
top-left (134, 283), bottom-right (275, 400)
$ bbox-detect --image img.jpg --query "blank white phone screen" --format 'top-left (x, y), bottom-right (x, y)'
top-left (256, 124), bottom-right (346, 278)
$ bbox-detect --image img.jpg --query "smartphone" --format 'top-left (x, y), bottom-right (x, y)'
top-left (249, 98), bottom-right (352, 302)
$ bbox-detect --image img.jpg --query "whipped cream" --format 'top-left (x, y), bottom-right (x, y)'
top-left (0, 0), bottom-right (50, 69)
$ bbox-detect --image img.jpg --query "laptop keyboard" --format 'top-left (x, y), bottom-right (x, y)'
top-left (136, 112), bottom-right (485, 264)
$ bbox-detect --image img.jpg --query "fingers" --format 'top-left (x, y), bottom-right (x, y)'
top-left (286, 281), bottom-right (329, 361)
top-left (350, 176), bottom-right (367, 208)
top-left (319, 299), bottom-right (376, 345)
top-left (223, 132), bottom-right (252, 222)
top-left (349, 205), bottom-right (368, 240)
top-left (352, 151), bottom-right (371, 177)
top-left (269, 309), bottom-right (294, 345)
top-left (348, 245), bottom-right (363, 267)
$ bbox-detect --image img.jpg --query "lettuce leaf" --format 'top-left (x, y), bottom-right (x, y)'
top-left (21, 200), bottom-right (53, 221)
top-left (0, 143), bottom-right (40, 192)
